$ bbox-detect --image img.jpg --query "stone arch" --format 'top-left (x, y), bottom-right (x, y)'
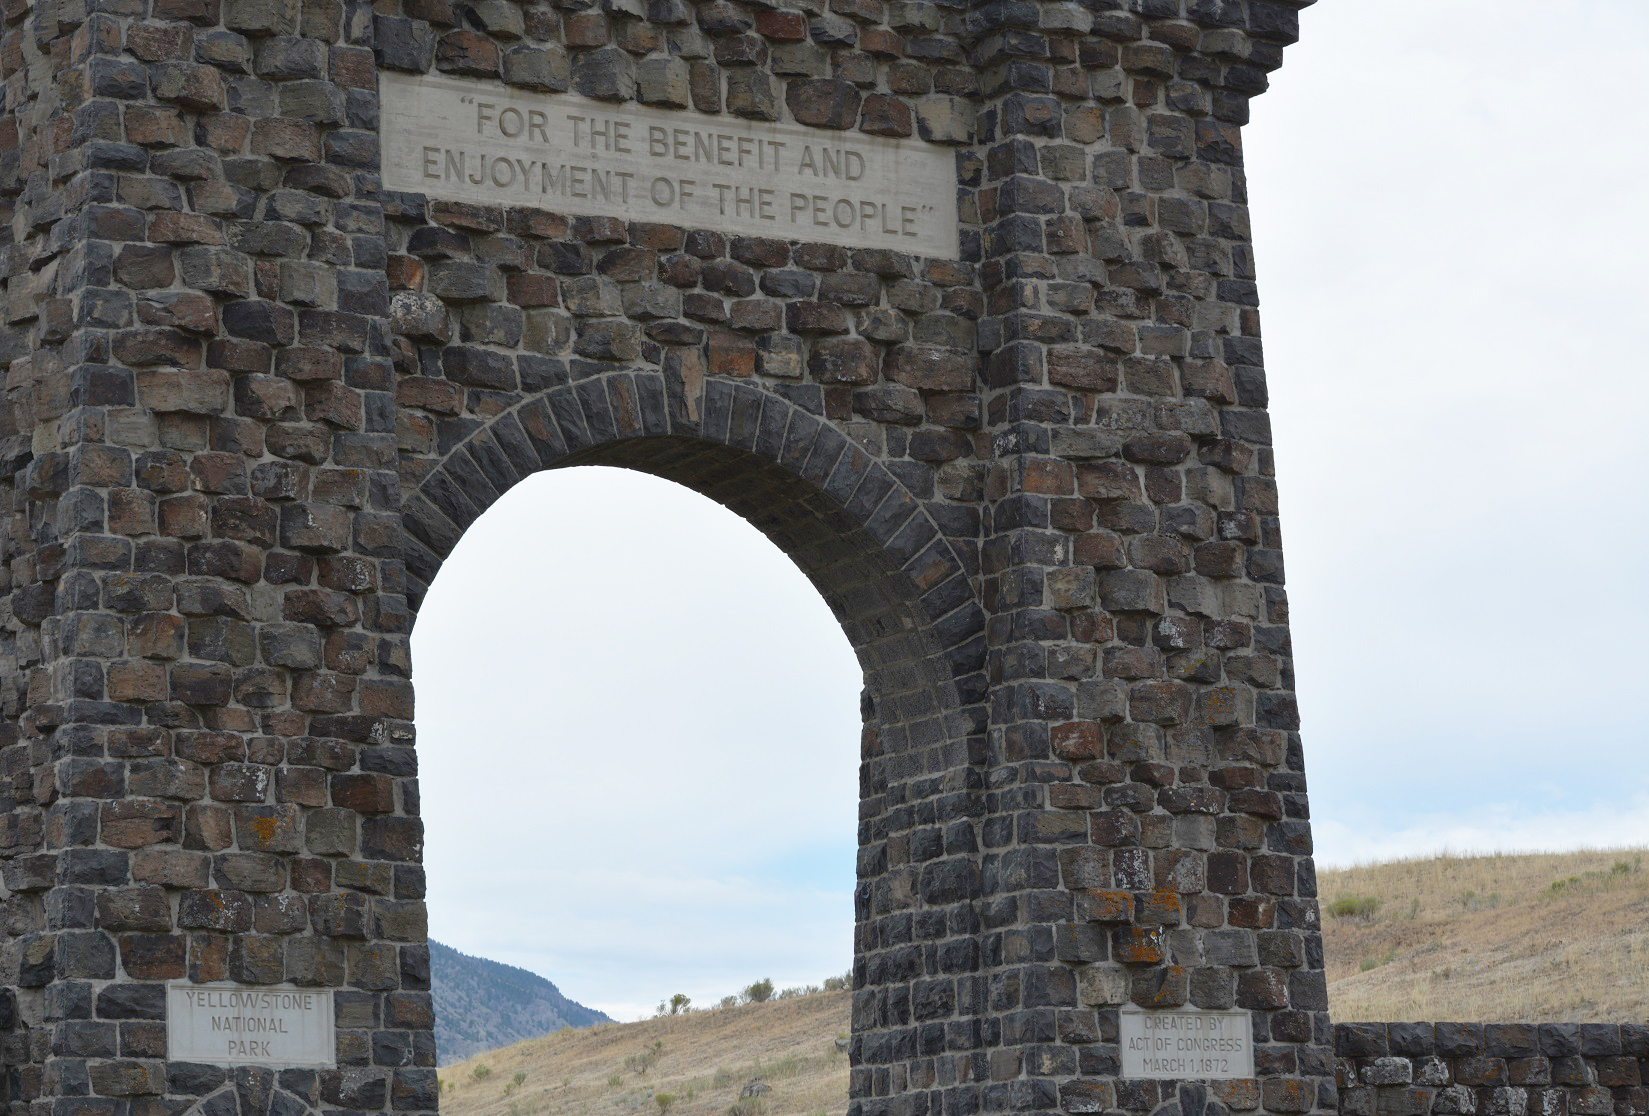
top-left (399, 369), bottom-right (988, 748)
top-left (396, 368), bottom-right (990, 1076)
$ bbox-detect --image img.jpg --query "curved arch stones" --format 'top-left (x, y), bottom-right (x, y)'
top-left (0, 3), bottom-right (1347, 1116)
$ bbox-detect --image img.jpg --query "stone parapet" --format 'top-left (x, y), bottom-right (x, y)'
top-left (1335, 1023), bottom-right (1649, 1116)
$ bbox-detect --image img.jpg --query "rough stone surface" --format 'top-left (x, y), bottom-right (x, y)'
top-left (0, 3), bottom-right (1525, 1116)
top-left (1334, 1024), bottom-right (1649, 1116)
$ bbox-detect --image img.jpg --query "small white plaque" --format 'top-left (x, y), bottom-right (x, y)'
top-left (1119, 1007), bottom-right (1254, 1080)
top-left (166, 983), bottom-right (335, 1067)
top-left (379, 71), bottom-right (962, 259)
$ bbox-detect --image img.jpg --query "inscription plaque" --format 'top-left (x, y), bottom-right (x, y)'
top-left (166, 983), bottom-right (335, 1067)
top-left (1119, 1006), bottom-right (1254, 1080)
top-left (380, 72), bottom-right (961, 258)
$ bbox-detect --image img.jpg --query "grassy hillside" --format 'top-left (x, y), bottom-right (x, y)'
top-left (440, 992), bottom-right (851, 1116)
top-left (439, 849), bottom-right (1649, 1116)
top-left (1318, 847), bottom-right (1649, 1022)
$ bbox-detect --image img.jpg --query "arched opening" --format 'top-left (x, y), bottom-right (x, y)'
top-left (399, 378), bottom-right (988, 1106)
top-left (412, 465), bottom-right (865, 1028)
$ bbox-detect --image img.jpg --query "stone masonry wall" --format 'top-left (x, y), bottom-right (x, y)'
top-left (1335, 1023), bottom-right (1649, 1116)
top-left (0, 1), bottom-right (1349, 1116)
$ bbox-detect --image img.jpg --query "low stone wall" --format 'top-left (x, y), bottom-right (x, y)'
top-left (1335, 1023), bottom-right (1649, 1116)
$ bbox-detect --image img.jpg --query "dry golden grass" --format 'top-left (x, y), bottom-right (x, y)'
top-left (440, 849), bottom-right (1649, 1116)
top-left (440, 993), bottom-right (853, 1116)
top-left (1320, 847), bottom-right (1649, 1022)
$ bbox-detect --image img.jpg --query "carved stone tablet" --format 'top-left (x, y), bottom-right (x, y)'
top-left (166, 983), bottom-right (335, 1067)
top-left (1119, 1007), bottom-right (1254, 1080)
top-left (379, 72), bottom-right (961, 259)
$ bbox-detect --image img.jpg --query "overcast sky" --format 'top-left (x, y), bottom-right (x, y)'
top-left (412, 1), bottom-right (1649, 1023)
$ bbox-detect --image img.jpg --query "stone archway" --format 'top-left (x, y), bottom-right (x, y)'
top-left (398, 369), bottom-right (990, 1104)
top-left (0, 2), bottom-right (1339, 1115)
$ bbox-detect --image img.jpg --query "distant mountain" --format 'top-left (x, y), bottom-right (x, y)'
top-left (431, 940), bottom-right (611, 1064)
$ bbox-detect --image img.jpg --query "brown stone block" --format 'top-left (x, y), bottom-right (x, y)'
top-left (1089, 808), bottom-right (1140, 848)
top-left (116, 328), bottom-right (204, 369)
top-left (153, 0), bottom-right (219, 20)
top-left (1213, 726), bottom-right (1287, 767)
top-left (293, 671), bottom-right (356, 714)
top-left (282, 588), bottom-right (360, 628)
top-left (149, 211), bottom-right (226, 245)
top-left (251, 117), bottom-right (321, 162)
top-left (1048, 347), bottom-right (1119, 391)
top-left (290, 858), bottom-right (332, 894)
top-left (277, 346), bottom-right (344, 382)
top-left (859, 93), bottom-right (912, 136)
top-left (1211, 1080), bottom-right (1261, 1112)
top-left (114, 243), bottom-right (177, 288)
top-left (253, 893), bottom-right (307, 935)
top-left (301, 381), bottom-right (364, 429)
top-left (1136, 889), bottom-right (1181, 926)
top-left (321, 629), bottom-right (373, 672)
top-left (1047, 784), bottom-right (1101, 810)
top-left (358, 680), bottom-right (413, 720)
top-left (127, 758), bottom-right (206, 802)
top-left (213, 851), bottom-right (285, 893)
top-left (103, 657), bottom-right (167, 704)
top-left (89, 1060), bottom-right (165, 1097)
top-left (183, 805), bottom-right (235, 856)
top-left (395, 377), bottom-right (463, 417)
top-left (99, 799), bottom-right (179, 850)
top-left (707, 329), bottom-right (755, 377)
top-left (332, 45), bottom-right (376, 90)
top-left (135, 367), bottom-right (229, 414)
top-left (168, 659), bottom-right (231, 706)
top-left (229, 935), bottom-right (285, 984)
top-left (361, 817), bottom-right (423, 863)
top-left (1227, 895), bottom-right (1276, 929)
top-left (1110, 927), bottom-right (1164, 964)
top-left (385, 992), bottom-right (434, 1030)
top-left (754, 9), bottom-right (805, 39)
top-left (265, 423), bottom-right (332, 464)
top-left (1206, 850), bottom-right (1249, 895)
top-left (189, 931), bottom-right (229, 981)
top-left (1073, 531), bottom-right (1125, 571)
top-left (883, 344), bottom-right (972, 390)
top-left (1050, 722), bottom-right (1103, 762)
top-left (152, 62), bottom-right (225, 110)
top-left (786, 78), bottom-right (860, 128)
top-left (1128, 681), bottom-right (1191, 725)
top-left (96, 885), bottom-right (174, 931)
top-left (1260, 1077), bottom-right (1314, 1114)
top-left (178, 888), bottom-right (252, 932)
top-left (437, 29), bottom-right (501, 75)
top-left (233, 804), bottom-right (303, 854)
top-left (131, 848), bottom-right (210, 888)
top-left (347, 942), bottom-right (402, 991)
top-left (116, 18), bottom-right (185, 64)
top-left (325, 773), bottom-right (391, 816)
top-left (1076, 889), bottom-right (1132, 924)
top-left (286, 937), bottom-right (346, 986)
top-left (273, 767), bottom-right (325, 808)
top-left (371, 898), bottom-right (428, 942)
top-left (1131, 965), bottom-right (1188, 1008)
top-left (120, 933), bottom-right (187, 980)
top-left (386, 254), bottom-right (424, 292)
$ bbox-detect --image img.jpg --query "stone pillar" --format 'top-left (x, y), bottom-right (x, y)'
top-left (0, 1), bottom-right (1326, 1116)
top-left (2, 0), bottom-right (430, 1114)
top-left (971, 4), bottom-right (1331, 1116)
